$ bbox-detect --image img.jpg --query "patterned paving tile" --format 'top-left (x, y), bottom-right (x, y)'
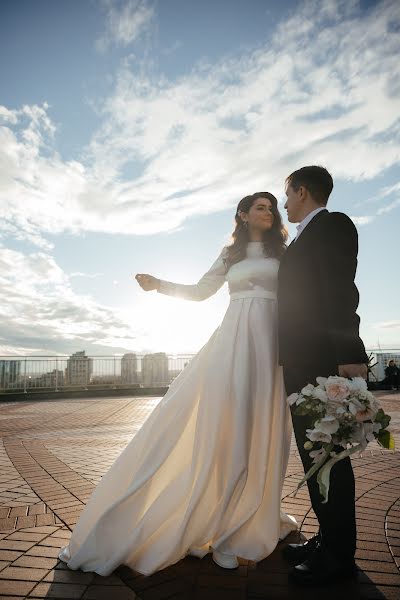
top-left (0, 440), bottom-right (41, 508)
top-left (0, 393), bottom-right (398, 599)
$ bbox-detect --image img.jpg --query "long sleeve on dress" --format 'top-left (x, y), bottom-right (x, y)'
top-left (157, 248), bottom-right (228, 301)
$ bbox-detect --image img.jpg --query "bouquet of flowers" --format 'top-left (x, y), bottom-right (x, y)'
top-left (288, 376), bottom-right (394, 503)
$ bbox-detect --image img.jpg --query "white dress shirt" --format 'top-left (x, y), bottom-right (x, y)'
top-left (295, 206), bottom-right (326, 242)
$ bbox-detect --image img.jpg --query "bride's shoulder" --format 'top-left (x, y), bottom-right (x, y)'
top-left (216, 245), bottom-right (231, 263)
top-left (221, 246), bottom-right (230, 257)
top-left (220, 246), bottom-right (230, 270)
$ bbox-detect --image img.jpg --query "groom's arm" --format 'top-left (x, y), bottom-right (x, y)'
top-left (317, 212), bottom-right (368, 372)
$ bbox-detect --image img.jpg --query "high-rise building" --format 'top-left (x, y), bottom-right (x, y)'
top-left (65, 351), bottom-right (93, 386)
top-left (142, 353), bottom-right (169, 386)
top-left (0, 360), bottom-right (21, 389)
top-left (121, 353), bottom-right (138, 384)
top-left (30, 369), bottom-right (64, 389)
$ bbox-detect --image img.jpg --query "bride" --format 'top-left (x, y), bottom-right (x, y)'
top-left (59, 192), bottom-right (298, 576)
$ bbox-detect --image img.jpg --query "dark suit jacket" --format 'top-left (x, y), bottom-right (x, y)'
top-left (278, 209), bottom-right (368, 368)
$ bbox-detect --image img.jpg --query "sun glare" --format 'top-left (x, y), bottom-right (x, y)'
top-left (129, 290), bottom-right (228, 354)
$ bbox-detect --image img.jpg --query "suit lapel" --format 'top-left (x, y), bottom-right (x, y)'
top-left (280, 210), bottom-right (329, 275)
top-left (287, 209), bottom-right (328, 253)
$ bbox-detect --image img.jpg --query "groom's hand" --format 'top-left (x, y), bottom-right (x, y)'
top-left (338, 364), bottom-right (368, 379)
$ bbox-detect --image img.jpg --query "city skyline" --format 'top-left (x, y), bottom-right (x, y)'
top-left (1, 0), bottom-right (399, 356)
top-left (0, 350), bottom-right (187, 390)
top-left (1, 348), bottom-right (399, 392)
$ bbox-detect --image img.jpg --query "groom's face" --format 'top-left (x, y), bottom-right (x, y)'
top-left (284, 184), bottom-right (303, 223)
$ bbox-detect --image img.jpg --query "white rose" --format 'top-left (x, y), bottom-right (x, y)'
top-left (316, 376), bottom-right (328, 387)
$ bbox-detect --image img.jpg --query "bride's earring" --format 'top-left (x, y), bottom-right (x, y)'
top-left (243, 221), bottom-right (248, 229)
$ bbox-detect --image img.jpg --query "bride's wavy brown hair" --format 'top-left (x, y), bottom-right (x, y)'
top-left (225, 192), bottom-right (288, 269)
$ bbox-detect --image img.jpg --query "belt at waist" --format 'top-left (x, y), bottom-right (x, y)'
top-left (229, 290), bottom-right (277, 301)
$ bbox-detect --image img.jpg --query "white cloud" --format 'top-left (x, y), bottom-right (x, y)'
top-left (0, 106), bottom-right (18, 124)
top-left (350, 216), bottom-right (376, 226)
top-left (96, 0), bottom-right (155, 51)
top-left (1, 0), bottom-right (400, 245)
top-left (380, 182), bottom-right (400, 197)
top-left (374, 321), bottom-right (400, 330)
top-left (0, 248), bottom-right (137, 355)
top-left (377, 198), bottom-right (400, 215)
top-left (376, 181), bottom-right (400, 214)
top-left (0, 245), bottom-right (227, 356)
top-left (353, 180), bottom-right (400, 216)
top-left (70, 272), bottom-right (104, 278)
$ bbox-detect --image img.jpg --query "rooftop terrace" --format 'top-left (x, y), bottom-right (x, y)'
top-left (0, 391), bottom-right (399, 599)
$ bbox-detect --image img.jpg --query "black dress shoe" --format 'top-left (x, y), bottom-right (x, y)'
top-left (289, 546), bottom-right (357, 586)
top-left (282, 533), bottom-right (320, 563)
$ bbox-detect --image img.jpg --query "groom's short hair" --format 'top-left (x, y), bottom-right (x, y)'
top-left (286, 166), bottom-right (333, 205)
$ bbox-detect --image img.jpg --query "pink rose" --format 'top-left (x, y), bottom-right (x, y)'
top-left (355, 406), bottom-right (376, 422)
top-left (325, 381), bottom-right (350, 402)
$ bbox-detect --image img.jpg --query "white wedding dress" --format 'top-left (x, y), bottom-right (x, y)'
top-left (59, 242), bottom-right (297, 576)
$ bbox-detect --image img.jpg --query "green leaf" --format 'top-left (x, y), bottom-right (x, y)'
top-left (375, 408), bottom-right (391, 429)
top-left (294, 443), bottom-right (333, 497)
top-left (378, 430), bottom-right (395, 450)
top-left (317, 442), bottom-right (367, 503)
top-left (294, 404), bottom-right (314, 417)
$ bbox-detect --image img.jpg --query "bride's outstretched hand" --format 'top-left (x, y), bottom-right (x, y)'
top-left (135, 273), bottom-right (160, 292)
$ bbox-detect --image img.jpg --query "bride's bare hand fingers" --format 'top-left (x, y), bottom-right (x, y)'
top-left (135, 274), bottom-right (158, 291)
top-left (135, 274), bottom-right (145, 287)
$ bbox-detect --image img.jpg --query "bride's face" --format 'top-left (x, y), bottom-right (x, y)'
top-left (243, 198), bottom-right (274, 231)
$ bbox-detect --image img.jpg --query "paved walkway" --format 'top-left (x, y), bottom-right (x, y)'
top-left (0, 392), bottom-right (399, 599)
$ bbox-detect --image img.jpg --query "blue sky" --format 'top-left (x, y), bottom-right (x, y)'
top-left (0, 0), bottom-right (399, 356)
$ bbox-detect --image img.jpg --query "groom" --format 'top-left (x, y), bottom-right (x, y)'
top-left (278, 165), bottom-right (368, 585)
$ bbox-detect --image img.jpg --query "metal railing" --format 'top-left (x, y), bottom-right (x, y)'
top-left (1, 349), bottom-right (399, 394)
top-left (0, 354), bottom-right (195, 394)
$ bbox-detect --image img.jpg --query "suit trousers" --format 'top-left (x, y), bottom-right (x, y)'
top-left (283, 363), bottom-right (356, 563)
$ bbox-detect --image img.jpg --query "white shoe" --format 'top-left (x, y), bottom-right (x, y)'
top-left (188, 543), bottom-right (210, 558)
top-left (212, 549), bottom-right (239, 569)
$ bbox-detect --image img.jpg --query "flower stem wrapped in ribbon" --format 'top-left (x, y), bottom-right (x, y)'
top-left (288, 376), bottom-right (395, 503)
